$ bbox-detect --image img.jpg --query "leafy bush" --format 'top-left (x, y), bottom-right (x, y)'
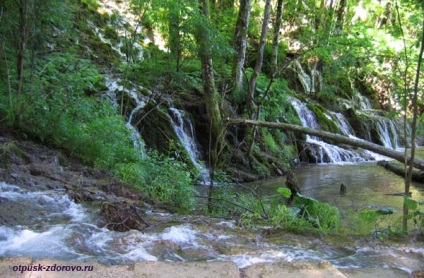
top-left (113, 151), bottom-right (195, 212)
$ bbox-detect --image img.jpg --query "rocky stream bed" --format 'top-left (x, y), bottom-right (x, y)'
top-left (0, 133), bottom-right (423, 277)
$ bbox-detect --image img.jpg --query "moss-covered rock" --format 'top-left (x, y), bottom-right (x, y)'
top-left (306, 103), bottom-right (338, 133)
top-left (104, 26), bottom-right (120, 44)
top-left (344, 108), bottom-right (370, 141)
top-left (116, 91), bottom-right (137, 119)
top-left (133, 102), bottom-right (177, 154)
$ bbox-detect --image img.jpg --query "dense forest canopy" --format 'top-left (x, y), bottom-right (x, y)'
top-left (0, 0), bottom-right (424, 231)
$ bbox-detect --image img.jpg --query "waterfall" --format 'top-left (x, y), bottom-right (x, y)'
top-left (104, 76), bottom-right (147, 157)
top-left (291, 60), bottom-right (313, 93)
top-left (375, 118), bottom-right (400, 149)
top-left (169, 108), bottom-right (210, 183)
top-left (290, 60), bottom-right (322, 94)
top-left (290, 97), bottom-right (374, 163)
top-left (330, 113), bottom-right (355, 136)
top-left (353, 90), bottom-right (373, 110)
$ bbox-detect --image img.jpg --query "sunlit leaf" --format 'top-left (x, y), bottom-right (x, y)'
top-left (405, 197), bottom-right (418, 210)
top-left (277, 187), bottom-right (291, 198)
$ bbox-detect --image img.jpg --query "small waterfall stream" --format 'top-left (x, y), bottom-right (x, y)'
top-left (104, 76), bottom-right (146, 156)
top-left (169, 108), bottom-right (210, 183)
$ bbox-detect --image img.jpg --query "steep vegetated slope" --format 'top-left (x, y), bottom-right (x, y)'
top-left (0, 0), bottom-right (423, 205)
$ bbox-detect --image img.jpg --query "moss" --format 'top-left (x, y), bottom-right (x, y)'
top-left (306, 103), bottom-right (338, 133)
top-left (344, 108), bottom-right (370, 140)
top-left (334, 76), bottom-right (353, 98)
top-left (139, 88), bottom-right (151, 97)
top-left (81, 33), bottom-right (119, 66)
top-left (135, 103), bottom-right (178, 154)
top-left (104, 26), bottom-right (120, 44)
top-left (316, 91), bottom-right (337, 110)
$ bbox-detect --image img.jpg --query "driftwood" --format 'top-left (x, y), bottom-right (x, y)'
top-left (377, 160), bottom-right (424, 183)
top-left (226, 118), bottom-right (424, 171)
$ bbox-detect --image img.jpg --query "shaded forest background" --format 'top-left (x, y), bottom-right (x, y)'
top-left (0, 0), bottom-right (424, 230)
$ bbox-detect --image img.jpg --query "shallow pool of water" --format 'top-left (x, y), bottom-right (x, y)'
top-left (245, 162), bottom-right (424, 225)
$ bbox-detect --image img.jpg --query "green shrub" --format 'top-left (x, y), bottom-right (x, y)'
top-left (114, 151), bottom-right (195, 213)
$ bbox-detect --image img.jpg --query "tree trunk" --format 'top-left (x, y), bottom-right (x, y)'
top-left (377, 161), bottom-right (424, 183)
top-left (227, 118), bottom-right (424, 170)
top-left (335, 0), bottom-right (347, 32)
top-left (247, 0), bottom-right (271, 118)
top-left (245, 0), bottom-right (271, 158)
top-left (403, 18), bottom-right (424, 232)
top-left (197, 0), bottom-right (223, 172)
top-left (271, 0), bottom-right (284, 74)
top-left (232, 0), bottom-right (252, 91)
top-left (168, 6), bottom-right (182, 71)
top-left (17, 0), bottom-right (28, 104)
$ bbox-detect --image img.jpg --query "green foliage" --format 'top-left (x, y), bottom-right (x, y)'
top-left (113, 150), bottom-right (195, 212)
top-left (350, 208), bottom-right (402, 238)
top-left (291, 195), bottom-right (341, 232)
top-left (262, 131), bottom-right (279, 154)
top-left (306, 103), bottom-right (338, 133)
top-left (404, 197), bottom-right (424, 231)
top-left (276, 187), bottom-right (291, 198)
top-left (80, 0), bottom-right (99, 10)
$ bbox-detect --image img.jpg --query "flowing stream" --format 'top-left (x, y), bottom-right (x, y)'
top-left (1, 163), bottom-right (423, 273)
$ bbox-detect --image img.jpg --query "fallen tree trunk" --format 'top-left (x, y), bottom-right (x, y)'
top-left (377, 161), bottom-right (424, 183)
top-left (227, 118), bottom-right (424, 170)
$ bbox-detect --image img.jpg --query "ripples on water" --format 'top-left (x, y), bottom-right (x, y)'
top-left (1, 161), bottom-right (424, 274)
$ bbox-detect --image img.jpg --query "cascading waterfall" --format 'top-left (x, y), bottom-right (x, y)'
top-left (289, 61), bottom-right (403, 163)
top-left (290, 60), bottom-right (322, 94)
top-left (329, 112), bottom-right (354, 137)
top-left (291, 60), bottom-right (313, 93)
top-left (169, 108), bottom-right (210, 183)
top-left (290, 97), bottom-right (374, 163)
top-left (375, 118), bottom-right (398, 149)
top-left (104, 76), bottom-right (146, 156)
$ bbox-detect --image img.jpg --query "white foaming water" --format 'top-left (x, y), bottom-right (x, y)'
top-left (0, 225), bottom-right (80, 260)
top-left (161, 225), bottom-right (198, 244)
top-left (1, 181), bottom-right (422, 273)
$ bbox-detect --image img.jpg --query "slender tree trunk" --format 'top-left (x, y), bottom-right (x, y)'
top-left (232, 0), bottom-right (252, 91)
top-left (335, 0), bottom-right (347, 32)
top-left (17, 0), bottom-right (28, 105)
top-left (247, 0), bottom-right (271, 118)
top-left (271, 0), bottom-right (284, 74)
top-left (197, 0), bottom-right (223, 179)
top-left (245, 0), bottom-right (271, 158)
top-left (168, 6), bottom-right (182, 71)
top-left (403, 18), bottom-right (424, 233)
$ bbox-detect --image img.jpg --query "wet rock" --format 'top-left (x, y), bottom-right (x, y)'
top-left (70, 188), bottom-right (109, 203)
top-left (339, 268), bottom-right (410, 278)
top-left (99, 201), bottom-right (150, 232)
top-left (133, 261), bottom-right (240, 278)
top-left (413, 270), bottom-right (424, 278)
top-left (242, 261), bottom-right (347, 278)
top-left (340, 183), bottom-right (347, 195)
